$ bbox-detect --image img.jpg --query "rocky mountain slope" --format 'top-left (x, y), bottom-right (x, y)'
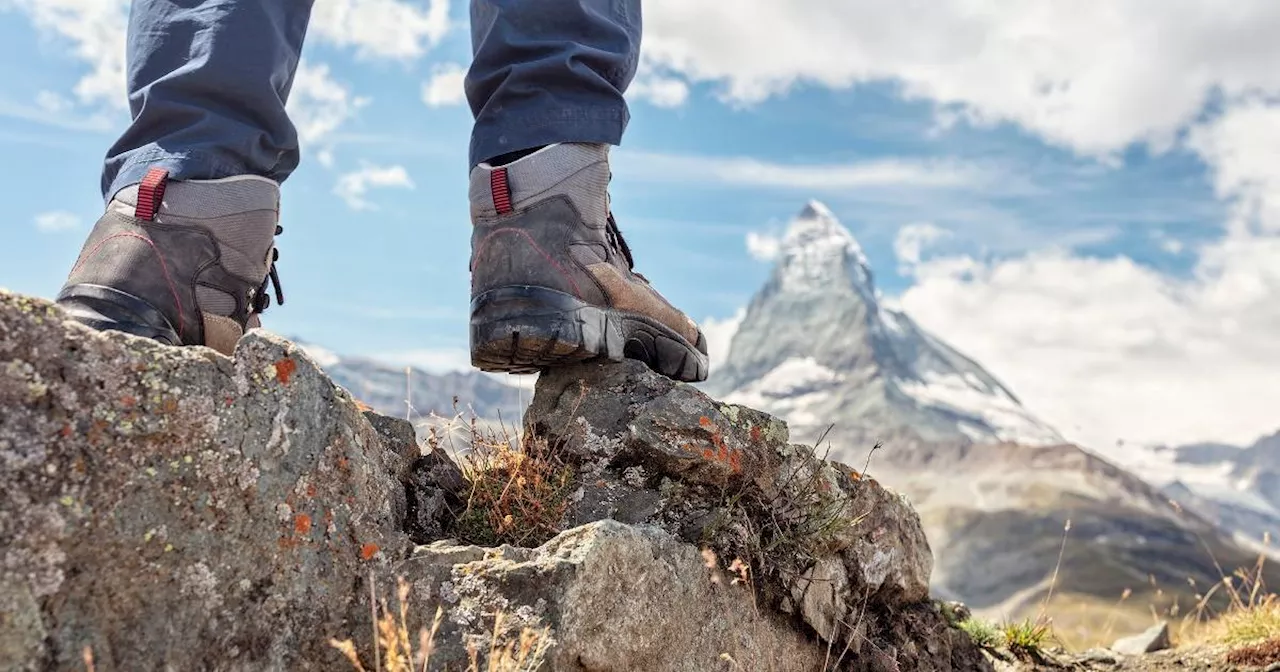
top-left (0, 290), bottom-right (989, 671)
top-left (701, 202), bottom-right (1279, 643)
top-left (293, 340), bottom-right (528, 430)
top-left (1101, 433), bottom-right (1280, 558)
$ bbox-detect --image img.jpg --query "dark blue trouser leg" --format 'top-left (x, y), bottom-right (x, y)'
top-left (101, 0), bottom-right (314, 201)
top-left (466, 0), bottom-right (641, 168)
top-left (100, 0), bottom-right (641, 196)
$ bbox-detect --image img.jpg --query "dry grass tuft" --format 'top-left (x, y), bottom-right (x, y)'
top-left (435, 417), bottom-right (576, 549)
top-left (1182, 542), bottom-right (1279, 650)
top-left (1199, 593), bottom-right (1280, 647)
top-left (331, 575), bottom-right (551, 672)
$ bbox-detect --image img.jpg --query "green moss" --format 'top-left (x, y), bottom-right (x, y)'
top-left (958, 618), bottom-right (1003, 649)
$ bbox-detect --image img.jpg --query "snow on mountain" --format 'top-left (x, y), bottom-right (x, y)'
top-left (1102, 433), bottom-right (1280, 554)
top-left (703, 200), bottom-right (1063, 457)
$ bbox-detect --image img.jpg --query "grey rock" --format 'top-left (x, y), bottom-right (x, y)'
top-left (524, 359), bottom-right (977, 670)
top-left (0, 291), bottom-right (414, 671)
top-left (404, 450), bottom-right (467, 544)
top-left (1111, 621), bottom-right (1171, 656)
top-left (392, 520), bottom-right (831, 672)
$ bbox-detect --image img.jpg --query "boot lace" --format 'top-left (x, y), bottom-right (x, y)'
top-left (252, 224), bottom-right (286, 314)
top-left (605, 213), bottom-right (651, 284)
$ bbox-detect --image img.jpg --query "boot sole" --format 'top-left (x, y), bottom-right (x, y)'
top-left (56, 284), bottom-right (181, 346)
top-left (470, 286), bottom-right (709, 383)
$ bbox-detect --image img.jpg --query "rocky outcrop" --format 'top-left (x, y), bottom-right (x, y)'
top-left (523, 360), bottom-right (955, 665)
top-left (0, 290), bottom-right (987, 671)
top-left (1, 292), bottom-right (413, 671)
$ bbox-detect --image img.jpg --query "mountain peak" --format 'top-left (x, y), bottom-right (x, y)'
top-left (775, 200), bottom-right (872, 295)
top-left (797, 199), bottom-right (836, 221)
top-left (706, 199), bottom-right (1062, 453)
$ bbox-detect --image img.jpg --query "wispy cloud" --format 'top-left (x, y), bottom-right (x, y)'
top-left (893, 222), bottom-right (951, 269)
top-left (333, 163), bottom-right (414, 210)
top-left (34, 211), bottom-right (80, 233)
top-left (0, 97), bottom-right (115, 133)
top-left (619, 151), bottom-right (988, 191)
top-left (286, 61), bottom-right (371, 167)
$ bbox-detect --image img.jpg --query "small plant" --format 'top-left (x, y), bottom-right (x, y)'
top-left (1001, 618), bottom-right (1051, 657)
top-left (449, 422), bottom-right (576, 548)
top-left (958, 618), bottom-right (1004, 649)
top-left (1184, 544), bottom-right (1279, 648)
top-left (1211, 593), bottom-right (1280, 646)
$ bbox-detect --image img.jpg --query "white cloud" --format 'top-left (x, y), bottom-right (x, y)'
top-left (421, 62), bottom-right (467, 107)
top-left (35, 90), bottom-right (72, 114)
top-left (310, 0), bottom-right (450, 60)
top-left (699, 307), bottom-right (746, 372)
top-left (628, 73), bottom-right (690, 108)
top-left (643, 1), bottom-right (1280, 158)
top-left (1153, 232), bottom-right (1185, 255)
top-left (897, 105), bottom-right (1280, 450)
top-left (34, 211), bottom-right (80, 233)
top-left (894, 222), bottom-right (951, 269)
top-left (9, 0), bottom-right (128, 109)
top-left (745, 231), bottom-right (782, 261)
top-left (334, 163), bottom-right (414, 210)
top-left (286, 60), bottom-right (370, 158)
top-left (10, 0), bottom-right (447, 122)
top-left (623, 152), bottom-right (985, 191)
top-left (1187, 99), bottom-right (1280, 234)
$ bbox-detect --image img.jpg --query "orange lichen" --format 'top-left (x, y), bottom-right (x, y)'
top-left (273, 357), bottom-right (297, 384)
top-left (359, 543), bottom-right (380, 560)
top-left (750, 425), bottom-right (761, 442)
top-left (699, 416), bottom-right (713, 428)
top-left (294, 513), bottom-right (312, 535)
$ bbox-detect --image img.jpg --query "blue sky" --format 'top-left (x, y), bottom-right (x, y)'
top-left (4, 0), bottom-right (1280, 450)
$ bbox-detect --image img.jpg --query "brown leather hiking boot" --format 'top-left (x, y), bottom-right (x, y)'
top-left (468, 143), bottom-right (710, 382)
top-left (56, 168), bottom-right (284, 355)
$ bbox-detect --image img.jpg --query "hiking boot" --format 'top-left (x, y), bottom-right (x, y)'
top-left (468, 143), bottom-right (710, 383)
top-left (56, 168), bottom-right (284, 355)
